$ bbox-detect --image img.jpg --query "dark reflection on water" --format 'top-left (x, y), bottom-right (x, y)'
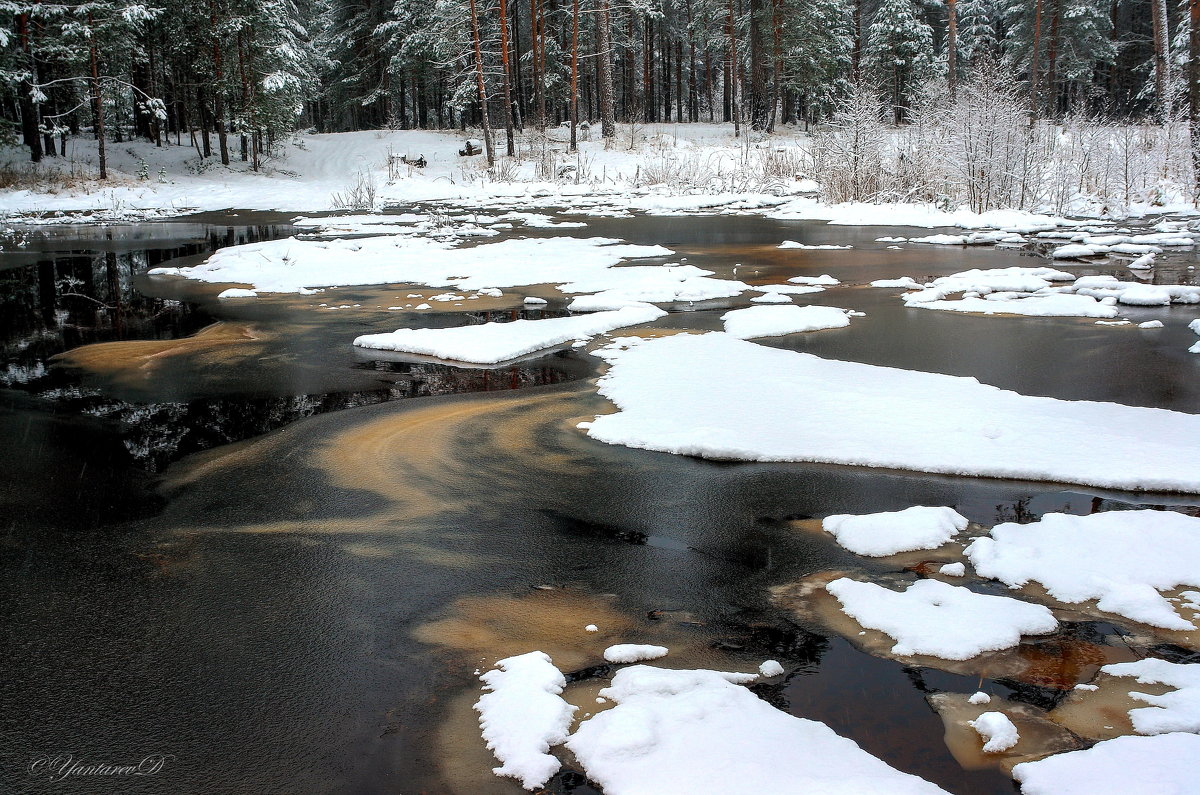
top-left (3, 210), bottom-right (1200, 794)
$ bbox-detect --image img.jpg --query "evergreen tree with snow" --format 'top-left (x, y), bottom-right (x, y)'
top-left (866, 0), bottom-right (935, 122)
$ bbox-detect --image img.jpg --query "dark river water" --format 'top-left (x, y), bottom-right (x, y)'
top-left (3, 210), bottom-right (1199, 794)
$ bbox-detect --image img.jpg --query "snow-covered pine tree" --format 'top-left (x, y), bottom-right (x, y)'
top-left (866, 0), bottom-right (935, 123)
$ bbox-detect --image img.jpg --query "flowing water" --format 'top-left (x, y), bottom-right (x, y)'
top-left (3, 210), bottom-right (1199, 793)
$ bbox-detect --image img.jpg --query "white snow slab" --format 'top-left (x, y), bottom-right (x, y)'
top-left (824, 578), bottom-right (1058, 660)
top-left (965, 510), bottom-right (1200, 630)
top-left (603, 644), bottom-right (670, 663)
top-left (749, 292), bottom-right (793, 304)
top-left (787, 274), bottom-right (841, 285)
top-left (871, 277), bottom-right (922, 288)
top-left (751, 283), bottom-right (828, 295)
top-left (779, 241), bottom-right (852, 250)
top-left (557, 264), bottom-right (749, 306)
top-left (150, 235), bottom-right (673, 294)
top-left (969, 712), bottom-right (1020, 753)
top-left (353, 305), bottom-right (665, 363)
top-left (1099, 658), bottom-right (1200, 734)
top-left (564, 665), bottom-right (948, 795)
top-left (721, 305), bottom-right (851, 339)
top-left (216, 288), bottom-right (257, 299)
top-left (940, 562), bottom-right (967, 577)
top-left (475, 651), bottom-right (577, 790)
top-left (903, 292), bottom-right (1119, 318)
top-left (821, 506), bottom-right (968, 557)
top-left (585, 333), bottom-right (1200, 492)
top-left (1012, 733), bottom-right (1200, 795)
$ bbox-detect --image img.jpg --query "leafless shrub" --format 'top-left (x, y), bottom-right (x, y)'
top-left (330, 170), bottom-right (377, 210)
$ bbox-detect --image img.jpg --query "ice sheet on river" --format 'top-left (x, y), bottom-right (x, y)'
top-left (564, 665), bottom-right (948, 794)
top-left (965, 511), bottom-right (1200, 630)
top-left (148, 235), bottom-right (673, 294)
top-left (353, 305), bottom-right (665, 364)
top-left (586, 333), bottom-right (1200, 493)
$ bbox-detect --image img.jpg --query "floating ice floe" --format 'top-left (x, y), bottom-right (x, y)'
top-left (586, 333), bottom-right (1200, 492)
top-left (939, 562), bottom-right (967, 577)
top-left (749, 292), bottom-right (793, 304)
top-left (475, 651), bottom-right (576, 790)
top-left (149, 235), bottom-right (673, 294)
top-left (904, 292), bottom-right (1118, 318)
top-left (820, 506), bottom-right (968, 557)
top-left (1190, 318), bottom-right (1200, 353)
top-left (216, 288), bottom-right (257, 299)
top-left (969, 711), bottom-right (1020, 753)
top-left (965, 510), bottom-right (1200, 630)
top-left (720, 305), bottom-right (852, 339)
top-left (1067, 275), bottom-right (1200, 306)
top-left (353, 305), bottom-right (665, 363)
top-left (778, 241), bottom-right (853, 250)
top-left (824, 578), bottom-right (1058, 660)
top-left (787, 274), bottom-right (841, 286)
top-left (559, 264), bottom-right (749, 308)
top-left (564, 665), bottom-right (948, 794)
top-left (750, 283), bottom-right (827, 295)
top-left (1011, 733), bottom-right (1200, 795)
top-left (871, 276), bottom-right (922, 288)
top-left (603, 644), bottom-right (670, 663)
top-left (1097, 658), bottom-right (1200, 734)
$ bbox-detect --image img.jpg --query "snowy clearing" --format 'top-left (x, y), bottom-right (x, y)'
top-left (820, 506), bottom-right (969, 557)
top-left (824, 578), bottom-right (1058, 660)
top-left (586, 333), bottom-right (1200, 493)
top-left (964, 510), bottom-right (1200, 630)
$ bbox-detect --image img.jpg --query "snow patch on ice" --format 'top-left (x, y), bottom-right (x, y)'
top-left (821, 506), bottom-right (968, 557)
top-left (968, 711), bottom-right (1020, 752)
top-left (825, 578), bottom-right (1058, 660)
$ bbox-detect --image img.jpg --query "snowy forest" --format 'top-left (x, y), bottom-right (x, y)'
top-left (2, 0), bottom-right (1197, 165)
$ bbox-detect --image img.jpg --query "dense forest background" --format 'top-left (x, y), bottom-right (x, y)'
top-left (1, 0), bottom-right (1196, 179)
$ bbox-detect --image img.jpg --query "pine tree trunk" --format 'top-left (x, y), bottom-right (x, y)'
top-left (727, 0), bottom-right (739, 136)
top-left (88, 13), bottom-right (107, 179)
top-left (499, 0), bottom-right (516, 155)
top-left (468, 0), bottom-right (496, 166)
top-left (17, 12), bottom-right (43, 163)
top-left (1045, 0), bottom-right (1061, 116)
top-left (1151, 0), bottom-right (1169, 116)
top-left (1029, 0), bottom-right (1044, 120)
top-left (767, 0), bottom-right (781, 132)
top-left (570, 0), bottom-right (580, 151)
top-left (597, 0), bottom-right (616, 139)
top-left (209, 0), bottom-right (230, 165)
top-left (947, 0), bottom-right (958, 99)
top-left (1191, 0), bottom-right (1200, 198)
